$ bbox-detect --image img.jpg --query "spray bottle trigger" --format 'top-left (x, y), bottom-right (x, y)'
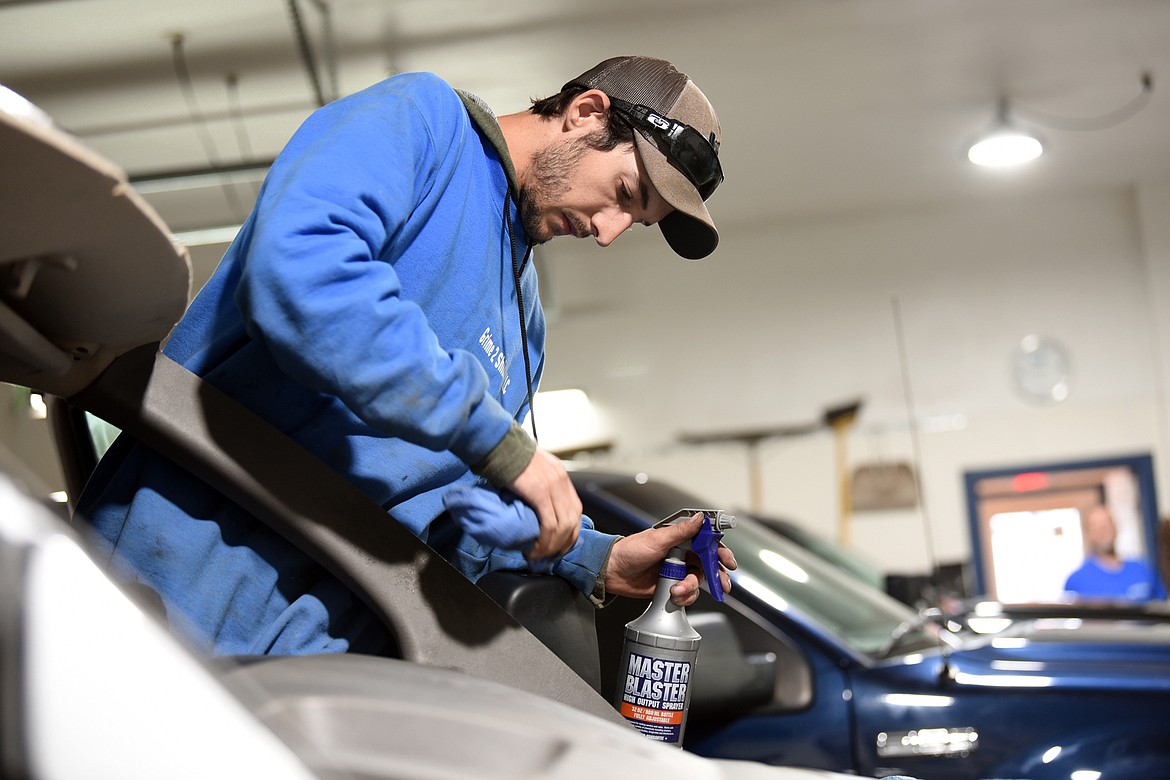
top-left (654, 509), bottom-right (735, 603)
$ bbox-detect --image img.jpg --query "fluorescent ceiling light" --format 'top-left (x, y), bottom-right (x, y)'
top-left (526, 388), bottom-right (609, 454)
top-left (172, 225), bottom-right (242, 247)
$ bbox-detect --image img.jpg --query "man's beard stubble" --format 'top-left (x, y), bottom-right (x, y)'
top-left (516, 133), bottom-right (600, 245)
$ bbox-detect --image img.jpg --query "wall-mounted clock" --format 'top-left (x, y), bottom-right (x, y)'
top-left (1011, 334), bottom-right (1072, 405)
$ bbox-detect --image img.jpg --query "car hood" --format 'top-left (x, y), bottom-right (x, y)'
top-left (942, 617), bottom-right (1170, 692)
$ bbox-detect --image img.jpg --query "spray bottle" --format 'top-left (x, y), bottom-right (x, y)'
top-left (613, 508), bottom-right (735, 746)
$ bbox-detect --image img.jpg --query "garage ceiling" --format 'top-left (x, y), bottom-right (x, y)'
top-left (2, 0), bottom-right (1168, 241)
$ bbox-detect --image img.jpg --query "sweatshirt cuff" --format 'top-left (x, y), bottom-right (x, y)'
top-left (471, 422), bottom-right (537, 486)
top-left (588, 539), bottom-right (616, 607)
top-left (545, 528), bottom-right (620, 603)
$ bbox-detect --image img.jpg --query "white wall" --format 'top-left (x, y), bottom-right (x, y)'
top-left (1137, 179), bottom-right (1170, 508)
top-left (538, 181), bottom-right (1170, 575)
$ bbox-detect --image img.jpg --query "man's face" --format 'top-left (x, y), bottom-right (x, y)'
top-left (1084, 506), bottom-right (1118, 557)
top-left (518, 131), bottom-right (673, 248)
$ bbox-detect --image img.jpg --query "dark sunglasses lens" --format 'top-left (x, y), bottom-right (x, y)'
top-left (617, 102), bottom-right (722, 199)
top-left (698, 174), bottom-right (721, 200)
top-left (672, 129), bottom-right (722, 198)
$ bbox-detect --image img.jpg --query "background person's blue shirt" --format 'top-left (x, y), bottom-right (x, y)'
top-left (1064, 556), bottom-right (1166, 601)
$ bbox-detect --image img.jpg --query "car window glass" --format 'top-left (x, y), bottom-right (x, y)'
top-left (728, 516), bottom-right (918, 653)
top-left (597, 476), bottom-right (922, 655)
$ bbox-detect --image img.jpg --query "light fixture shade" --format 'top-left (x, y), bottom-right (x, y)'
top-left (967, 128), bottom-right (1043, 167)
top-left (967, 97), bottom-right (1043, 167)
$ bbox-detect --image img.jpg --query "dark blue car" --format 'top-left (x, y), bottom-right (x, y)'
top-left (571, 469), bottom-right (1170, 780)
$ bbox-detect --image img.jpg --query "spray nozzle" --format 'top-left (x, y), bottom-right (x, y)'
top-left (654, 508), bottom-right (735, 603)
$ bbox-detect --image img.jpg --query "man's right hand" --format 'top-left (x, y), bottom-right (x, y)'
top-left (605, 513), bottom-right (736, 607)
top-left (508, 448), bottom-right (581, 559)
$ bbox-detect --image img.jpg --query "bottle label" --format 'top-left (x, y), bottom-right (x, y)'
top-left (618, 649), bottom-right (692, 743)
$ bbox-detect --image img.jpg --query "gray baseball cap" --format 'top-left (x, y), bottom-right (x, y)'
top-left (565, 56), bottom-right (723, 260)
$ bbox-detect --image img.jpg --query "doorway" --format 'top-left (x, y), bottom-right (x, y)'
top-left (963, 454), bottom-right (1159, 602)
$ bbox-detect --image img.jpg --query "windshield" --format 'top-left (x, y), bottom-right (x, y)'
top-left (725, 515), bottom-right (922, 654)
top-left (753, 513), bottom-right (887, 591)
top-left (593, 475), bottom-right (926, 655)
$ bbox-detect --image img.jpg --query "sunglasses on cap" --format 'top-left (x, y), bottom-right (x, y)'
top-left (607, 96), bottom-right (723, 201)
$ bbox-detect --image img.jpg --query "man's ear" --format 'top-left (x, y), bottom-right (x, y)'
top-left (562, 89), bottom-right (610, 133)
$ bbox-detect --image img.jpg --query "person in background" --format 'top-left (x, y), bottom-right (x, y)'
top-left (1063, 504), bottom-right (1165, 602)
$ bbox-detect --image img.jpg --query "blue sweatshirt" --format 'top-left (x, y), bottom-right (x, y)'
top-left (78, 72), bottom-right (617, 655)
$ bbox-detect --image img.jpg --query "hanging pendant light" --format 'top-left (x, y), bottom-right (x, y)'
top-left (967, 98), bottom-right (1043, 167)
top-left (966, 74), bottom-right (1153, 168)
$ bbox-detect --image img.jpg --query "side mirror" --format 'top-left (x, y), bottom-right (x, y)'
top-left (688, 611), bottom-right (777, 718)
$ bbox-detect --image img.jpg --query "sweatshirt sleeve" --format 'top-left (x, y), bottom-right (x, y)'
top-left (484, 519), bottom-right (619, 605)
top-left (427, 483), bottom-right (617, 604)
top-left (231, 76), bottom-right (516, 466)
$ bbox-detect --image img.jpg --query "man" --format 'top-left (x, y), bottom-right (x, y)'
top-left (78, 56), bottom-right (733, 655)
top-left (1063, 504), bottom-right (1165, 602)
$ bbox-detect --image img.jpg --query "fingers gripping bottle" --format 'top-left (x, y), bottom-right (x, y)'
top-left (614, 508), bottom-right (735, 746)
